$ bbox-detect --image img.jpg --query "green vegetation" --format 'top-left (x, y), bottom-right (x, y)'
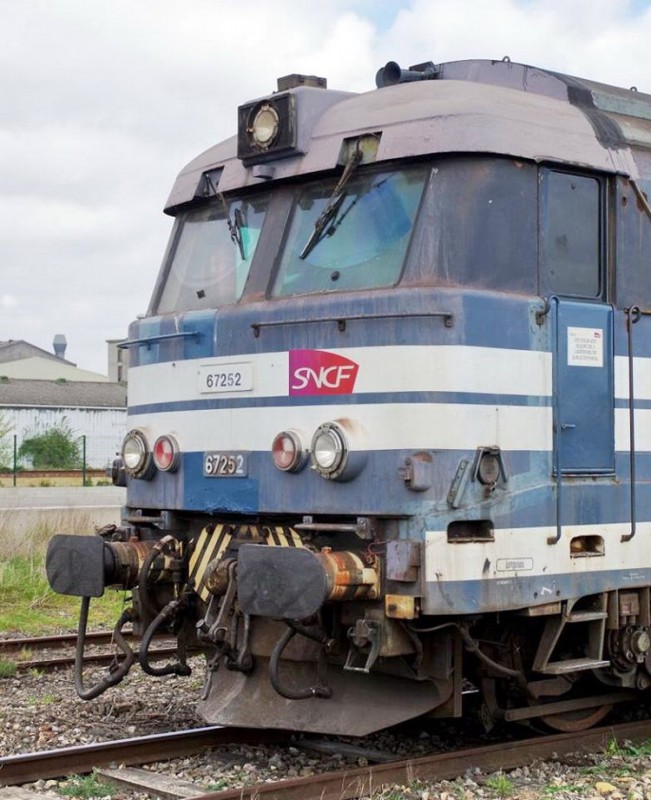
top-left (617, 739), bottom-right (651, 757)
top-left (0, 554), bottom-right (125, 633)
top-left (0, 659), bottom-right (17, 678)
top-left (59, 771), bottom-right (117, 798)
top-left (18, 420), bottom-right (82, 469)
top-left (485, 772), bottom-right (515, 798)
top-left (0, 508), bottom-right (124, 634)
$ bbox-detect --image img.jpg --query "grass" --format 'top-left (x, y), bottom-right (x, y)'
top-left (0, 509), bottom-right (126, 634)
top-left (59, 771), bottom-right (117, 798)
top-left (0, 471), bottom-right (108, 488)
top-left (0, 554), bottom-right (126, 633)
top-left (0, 659), bottom-right (17, 677)
top-left (485, 772), bottom-right (515, 798)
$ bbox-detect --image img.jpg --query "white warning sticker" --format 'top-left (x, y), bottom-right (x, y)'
top-left (567, 327), bottom-right (604, 368)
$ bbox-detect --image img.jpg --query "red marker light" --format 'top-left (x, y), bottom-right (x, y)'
top-left (153, 435), bottom-right (179, 472)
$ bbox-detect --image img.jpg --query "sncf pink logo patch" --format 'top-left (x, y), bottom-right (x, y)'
top-left (289, 350), bottom-right (359, 396)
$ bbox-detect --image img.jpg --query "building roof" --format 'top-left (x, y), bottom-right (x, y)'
top-left (0, 378), bottom-right (126, 409)
top-left (0, 339), bottom-right (76, 366)
top-left (0, 356), bottom-right (109, 383)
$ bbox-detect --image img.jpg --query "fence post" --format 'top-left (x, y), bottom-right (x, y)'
top-left (12, 434), bottom-right (17, 487)
top-left (82, 435), bottom-right (87, 486)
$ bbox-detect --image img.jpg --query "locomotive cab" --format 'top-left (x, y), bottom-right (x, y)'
top-left (47, 58), bottom-right (651, 734)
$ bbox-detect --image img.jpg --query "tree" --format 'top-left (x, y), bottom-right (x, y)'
top-left (18, 421), bottom-right (82, 469)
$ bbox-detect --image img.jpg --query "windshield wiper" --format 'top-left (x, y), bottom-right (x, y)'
top-left (220, 194), bottom-right (246, 260)
top-left (299, 149), bottom-right (363, 260)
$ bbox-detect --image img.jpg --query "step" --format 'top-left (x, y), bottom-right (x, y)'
top-left (541, 657), bottom-right (610, 675)
top-left (566, 611), bottom-right (608, 623)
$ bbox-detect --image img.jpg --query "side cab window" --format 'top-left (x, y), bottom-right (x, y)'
top-left (539, 169), bottom-right (605, 299)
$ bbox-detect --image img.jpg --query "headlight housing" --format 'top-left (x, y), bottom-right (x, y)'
top-left (309, 420), bottom-right (367, 481)
top-left (153, 434), bottom-right (180, 473)
top-left (311, 423), bottom-right (346, 477)
top-left (121, 429), bottom-right (152, 479)
top-left (272, 430), bottom-right (308, 473)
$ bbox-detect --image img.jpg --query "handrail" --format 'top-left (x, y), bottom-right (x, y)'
top-left (117, 331), bottom-right (200, 350)
top-left (547, 297), bottom-right (563, 545)
top-left (251, 310), bottom-right (454, 337)
top-left (620, 305), bottom-right (651, 542)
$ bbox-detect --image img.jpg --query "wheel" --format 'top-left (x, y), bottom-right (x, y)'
top-left (539, 702), bottom-right (612, 732)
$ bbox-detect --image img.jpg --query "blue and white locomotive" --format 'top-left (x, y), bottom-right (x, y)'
top-left (47, 58), bottom-right (651, 734)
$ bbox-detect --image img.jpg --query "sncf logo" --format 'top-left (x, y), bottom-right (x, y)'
top-left (289, 350), bottom-right (359, 396)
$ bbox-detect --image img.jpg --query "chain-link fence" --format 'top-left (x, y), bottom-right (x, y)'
top-left (0, 432), bottom-right (121, 486)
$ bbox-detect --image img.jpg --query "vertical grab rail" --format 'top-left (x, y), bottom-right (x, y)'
top-left (537, 297), bottom-right (563, 545)
top-left (622, 306), bottom-right (642, 542)
top-left (547, 297), bottom-right (563, 545)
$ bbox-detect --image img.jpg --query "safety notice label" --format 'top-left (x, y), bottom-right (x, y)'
top-left (567, 327), bottom-right (603, 368)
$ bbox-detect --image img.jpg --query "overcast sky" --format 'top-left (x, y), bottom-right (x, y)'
top-left (2, 0), bottom-right (651, 375)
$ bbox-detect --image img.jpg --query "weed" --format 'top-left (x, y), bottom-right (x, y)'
top-left (0, 554), bottom-right (124, 634)
top-left (206, 778), bottom-right (231, 791)
top-left (59, 771), bottom-right (116, 798)
top-left (27, 692), bottom-right (58, 705)
top-left (621, 739), bottom-right (651, 757)
top-left (0, 659), bottom-right (17, 678)
top-left (485, 772), bottom-right (515, 798)
top-left (543, 784), bottom-right (581, 796)
top-left (605, 736), bottom-right (623, 757)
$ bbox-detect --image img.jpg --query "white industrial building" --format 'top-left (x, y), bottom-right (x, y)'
top-left (0, 337), bottom-right (127, 469)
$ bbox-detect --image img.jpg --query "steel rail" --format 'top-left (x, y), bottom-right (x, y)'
top-left (185, 719), bottom-right (651, 800)
top-left (0, 631), bottom-right (138, 656)
top-left (0, 726), bottom-right (286, 786)
top-left (13, 645), bottom-right (179, 672)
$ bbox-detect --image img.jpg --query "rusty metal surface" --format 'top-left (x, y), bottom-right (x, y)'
top-left (0, 631), bottom-right (122, 655)
top-left (0, 727), bottom-right (285, 786)
top-left (13, 645), bottom-right (178, 672)
top-left (198, 656), bottom-right (449, 735)
top-left (186, 719), bottom-right (651, 800)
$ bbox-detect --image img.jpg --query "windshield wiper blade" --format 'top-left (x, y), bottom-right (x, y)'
top-left (220, 194), bottom-right (246, 260)
top-left (299, 192), bottom-right (348, 260)
top-left (299, 149), bottom-right (363, 260)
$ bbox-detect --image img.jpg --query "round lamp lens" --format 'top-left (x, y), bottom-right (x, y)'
top-left (153, 435), bottom-right (178, 472)
top-left (122, 432), bottom-right (146, 472)
top-left (251, 104), bottom-right (279, 147)
top-left (313, 430), bottom-right (340, 470)
top-left (272, 432), bottom-right (297, 470)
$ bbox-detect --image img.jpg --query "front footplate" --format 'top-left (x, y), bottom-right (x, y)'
top-left (199, 657), bottom-right (451, 735)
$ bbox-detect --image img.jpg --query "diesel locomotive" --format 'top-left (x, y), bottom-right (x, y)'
top-left (47, 57), bottom-right (651, 734)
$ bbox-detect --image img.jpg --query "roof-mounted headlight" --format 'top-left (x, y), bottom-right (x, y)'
top-left (121, 429), bottom-right (153, 479)
top-left (249, 102), bottom-right (280, 149)
top-left (237, 94), bottom-right (296, 165)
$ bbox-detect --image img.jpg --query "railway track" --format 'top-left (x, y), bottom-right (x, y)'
top-left (1, 719), bottom-right (650, 798)
top-left (0, 630), bottom-right (177, 671)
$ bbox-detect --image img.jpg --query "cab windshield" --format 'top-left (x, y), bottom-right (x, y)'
top-left (155, 194), bottom-right (269, 313)
top-left (272, 165), bottom-right (428, 297)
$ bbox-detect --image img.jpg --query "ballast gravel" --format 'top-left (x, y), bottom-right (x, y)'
top-left (1, 655), bottom-right (651, 799)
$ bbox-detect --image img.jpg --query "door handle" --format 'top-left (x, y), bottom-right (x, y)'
top-left (561, 423), bottom-right (576, 430)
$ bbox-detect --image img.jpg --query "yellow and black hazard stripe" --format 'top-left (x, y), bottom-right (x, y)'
top-left (188, 523), bottom-right (303, 603)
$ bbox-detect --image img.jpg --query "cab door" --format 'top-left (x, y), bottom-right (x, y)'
top-left (555, 300), bottom-right (614, 473)
top-left (539, 168), bottom-right (613, 475)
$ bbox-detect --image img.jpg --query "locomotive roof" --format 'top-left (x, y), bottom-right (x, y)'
top-left (165, 58), bottom-right (651, 213)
